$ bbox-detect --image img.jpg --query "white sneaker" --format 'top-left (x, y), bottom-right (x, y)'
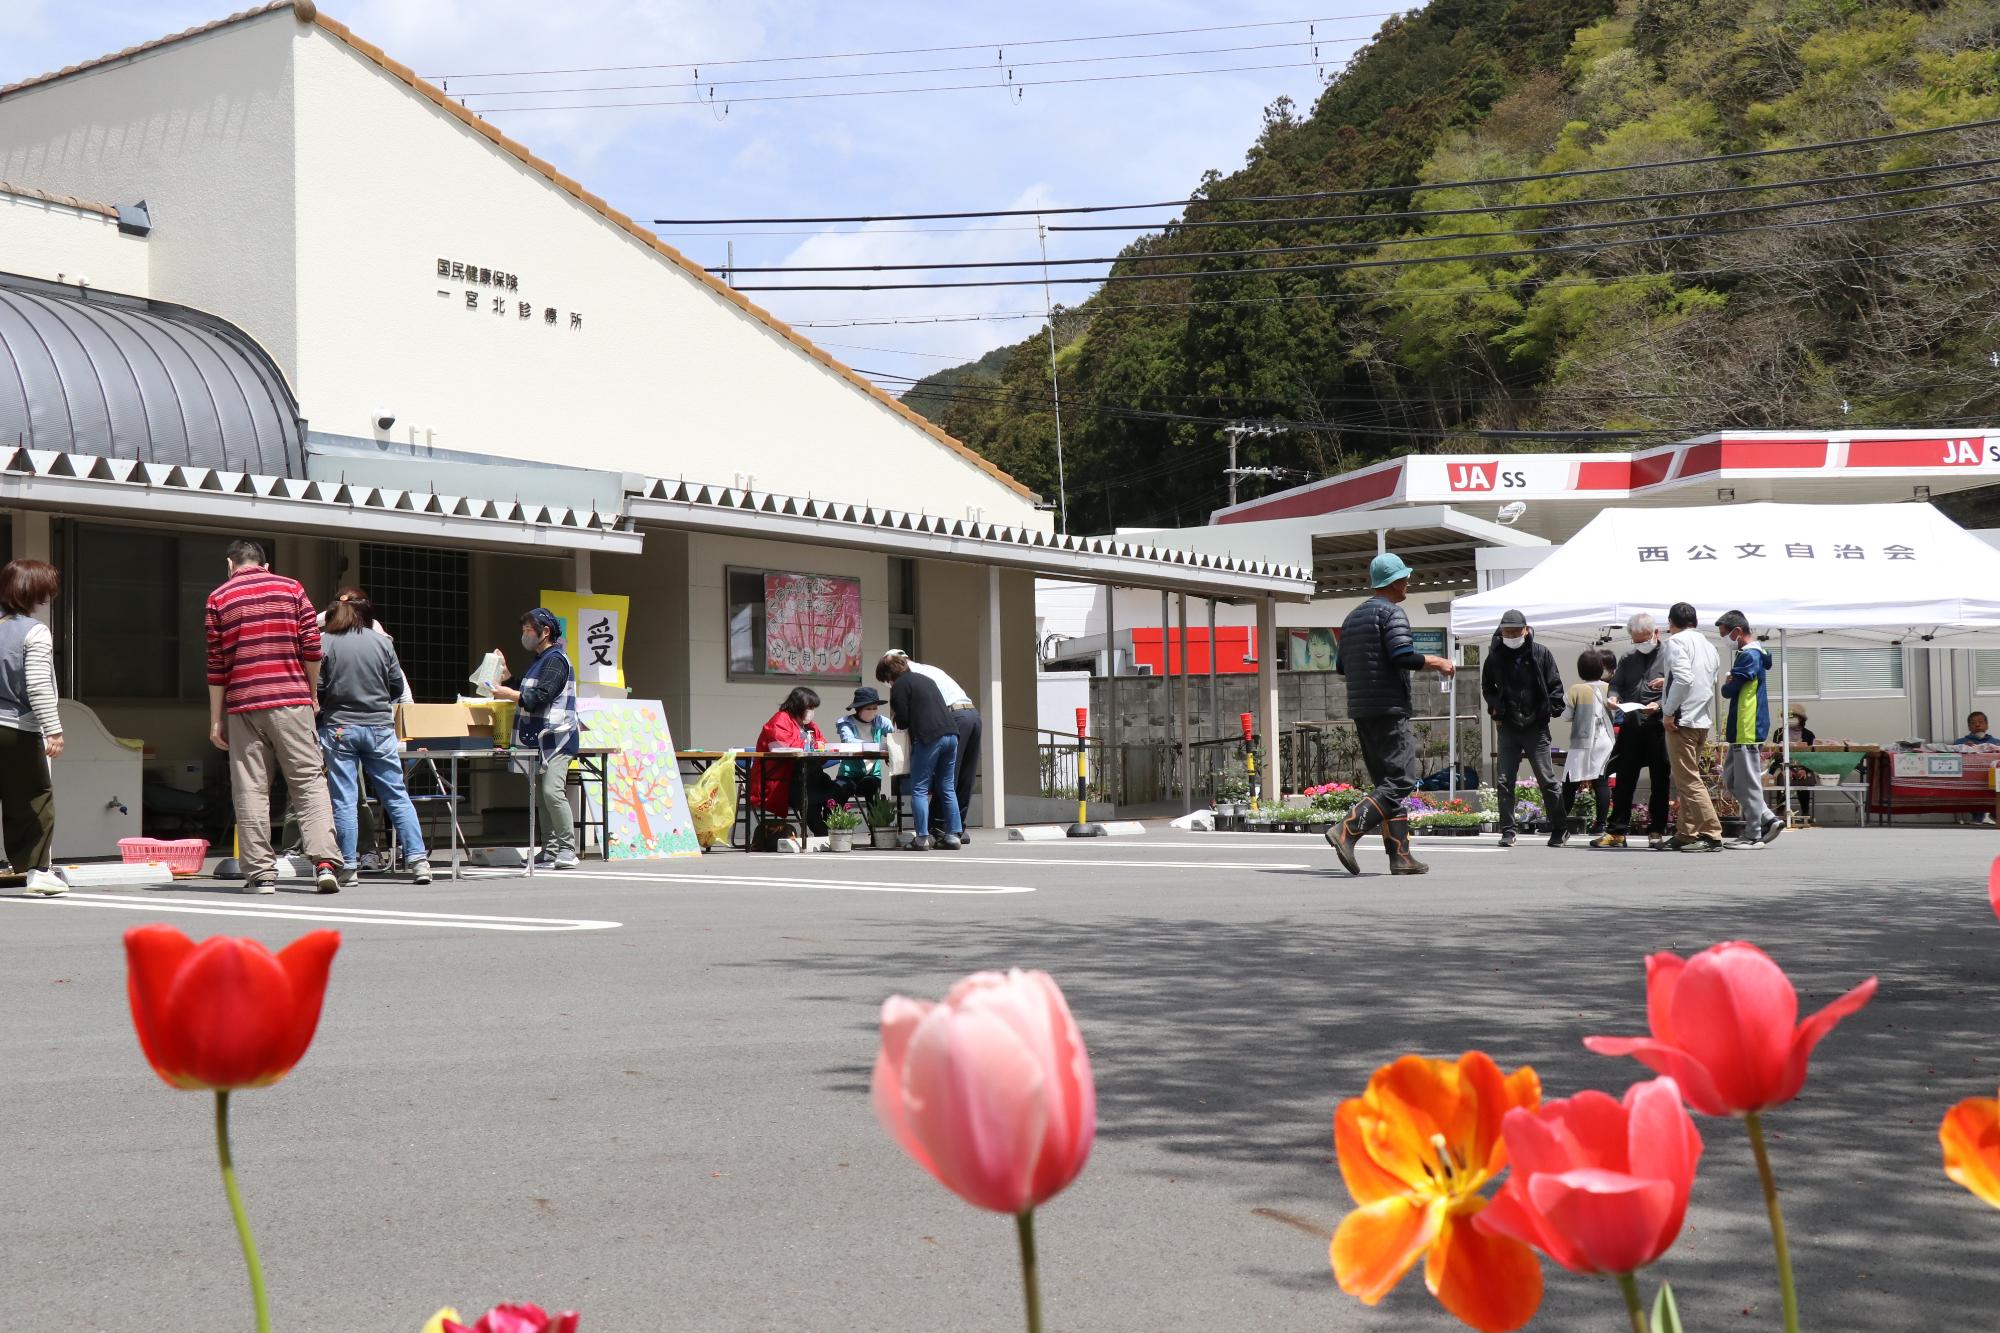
top-left (244, 877), bottom-right (277, 894)
top-left (23, 868), bottom-right (67, 896)
top-left (409, 858), bottom-right (433, 885)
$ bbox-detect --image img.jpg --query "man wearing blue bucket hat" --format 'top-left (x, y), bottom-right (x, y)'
top-left (1327, 552), bottom-right (1457, 876)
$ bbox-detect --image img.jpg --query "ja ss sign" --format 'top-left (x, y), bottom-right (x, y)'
top-left (1447, 461), bottom-right (1529, 491)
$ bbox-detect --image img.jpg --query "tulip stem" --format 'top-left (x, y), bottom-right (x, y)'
top-left (1745, 1112), bottom-right (1800, 1333)
top-left (1015, 1208), bottom-right (1043, 1333)
top-left (1616, 1272), bottom-right (1647, 1333)
top-left (214, 1091), bottom-right (272, 1333)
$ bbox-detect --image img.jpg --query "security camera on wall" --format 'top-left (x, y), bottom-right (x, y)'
top-left (375, 411), bottom-right (396, 431)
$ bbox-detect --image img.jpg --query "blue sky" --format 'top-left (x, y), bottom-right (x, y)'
top-left (3, 1), bottom-right (1404, 384)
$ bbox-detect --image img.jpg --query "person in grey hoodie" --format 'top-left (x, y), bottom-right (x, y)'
top-left (1660, 600), bottom-right (1723, 851)
top-left (317, 592), bottom-right (430, 884)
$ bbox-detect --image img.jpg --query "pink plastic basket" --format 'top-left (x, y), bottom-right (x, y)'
top-left (118, 837), bottom-right (210, 877)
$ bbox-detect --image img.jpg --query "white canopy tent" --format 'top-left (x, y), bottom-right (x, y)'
top-left (1446, 502), bottom-right (2000, 820)
top-left (1451, 502), bottom-right (2000, 644)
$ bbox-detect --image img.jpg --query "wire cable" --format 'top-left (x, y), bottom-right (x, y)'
top-left (714, 169), bottom-right (2000, 273)
top-left (429, 13), bottom-right (1397, 79)
top-left (732, 189), bottom-right (2000, 289)
top-left (655, 115), bottom-right (2000, 223)
top-left (470, 58), bottom-right (1346, 113)
top-left (1043, 153), bottom-right (2000, 233)
top-left (455, 36), bottom-right (1367, 98)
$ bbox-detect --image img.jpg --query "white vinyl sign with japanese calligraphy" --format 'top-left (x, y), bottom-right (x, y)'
top-left (1450, 501), bottom-right (2000, 644)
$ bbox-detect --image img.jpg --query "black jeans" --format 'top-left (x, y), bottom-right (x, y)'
top-left (1561, 777), bottom-right (1610, 831)
top-left (934, 706), bottom-right (982, 834)
top-left (1608, 722), bottom-right (1671, 834)
top-left (1495, 724), bottom-right (1563, 835)
top-left (1354, 714), bottom-right (1419, 818)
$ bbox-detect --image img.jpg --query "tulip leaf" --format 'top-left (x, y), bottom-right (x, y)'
top-left (1650, 1283), bottom-right (1684, 1333)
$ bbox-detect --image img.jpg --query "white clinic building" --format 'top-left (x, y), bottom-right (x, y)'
top-left (0, 0), bottom-right (1311, 852)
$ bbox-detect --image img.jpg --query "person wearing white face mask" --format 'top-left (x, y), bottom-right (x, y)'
top-left (1659, 600), bottom-right (1724, 851)
top-left (1481, 608), bottom-right (1567, 847)
top-left (490, 607), bottom-right (581, 869)
top-left (1595, 611), bottom-right (1673, 849)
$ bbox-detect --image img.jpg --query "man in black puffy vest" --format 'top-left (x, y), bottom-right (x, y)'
top-left (1327, 553), bottom-right (1458, 876)
top-left (1480, 608), bottom-right (1567, 848)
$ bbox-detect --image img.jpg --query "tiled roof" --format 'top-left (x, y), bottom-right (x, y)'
top-left (0, 181), bottom-right (119, 218)
top-left (0, 446), bottom-right (638, 548)
top-left (0, 0), bottom-right (1037, 503)
top-left (631, 475), bottom-right (1314, 588)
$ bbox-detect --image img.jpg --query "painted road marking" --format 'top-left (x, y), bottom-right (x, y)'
top-left (834, 855), bottom-right (1310, 870)
top-left (1, 893), bottom-right (621, 932)
top-left (555, 870), bottom-right (1034, 895)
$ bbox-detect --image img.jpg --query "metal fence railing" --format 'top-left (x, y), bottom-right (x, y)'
top-left (1032, 716), bottom-right (1483, 808)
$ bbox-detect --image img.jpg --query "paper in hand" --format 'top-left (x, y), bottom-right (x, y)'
top-left (469, 650), bottom-right (507, 698)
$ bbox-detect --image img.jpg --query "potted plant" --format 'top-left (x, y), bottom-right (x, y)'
top-left (865, 794), bottom-right (901, 849)
top-left (825, 805), bottom-right (861, 852)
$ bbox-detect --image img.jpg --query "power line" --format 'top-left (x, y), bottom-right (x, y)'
top-left (1043, 153), bottom-right (2000, 233)
top-left (715, 170), bottom-right (2000, 273)
top-left (470, 58), bottom-right (1346, 113)
top-left (776, 241), bottom-right (1996, 326)
top-left (455, 36), bottom-right (1367, 98)
top-left (654, 115), bottom-right (2000, 223)
top-left (429, 13), bottom-right (1396, 78)
top-left (732, 189), bottom-right (2000, 289)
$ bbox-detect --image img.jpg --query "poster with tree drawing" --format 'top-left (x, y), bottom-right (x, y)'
top-left (576, 698), bottom-right (700, 859)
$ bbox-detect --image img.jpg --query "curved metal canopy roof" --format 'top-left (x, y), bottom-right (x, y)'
top-left (0, 274), bottom-right (303, 476)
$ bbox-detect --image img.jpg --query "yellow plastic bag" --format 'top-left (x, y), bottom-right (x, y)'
top-left (688, 749), bottom-right (740, 849)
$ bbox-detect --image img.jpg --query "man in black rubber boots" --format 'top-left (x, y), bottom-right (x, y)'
top-left (1482, 608), bottom-right (1568, 848)
top-left (1326, 553), bottom-right (1458, 876)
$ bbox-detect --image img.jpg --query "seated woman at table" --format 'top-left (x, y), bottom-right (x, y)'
top-left (835, 686), bottom-right (894, 805)
top-left (752, 686), bottom-right (849, 836)
top-left (317, 592), bottom-right (431, 886)
top-left (1768, 702), bottom-right (1817, 821)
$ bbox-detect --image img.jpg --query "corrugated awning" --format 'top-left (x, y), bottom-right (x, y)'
top-left (0, 272), bottom-right (304, 475)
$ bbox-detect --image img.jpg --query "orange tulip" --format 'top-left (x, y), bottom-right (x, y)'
top-left (1332, 1052), bottom-right (1544, 1332)
top-left (1943, 1094), bottom-right (2000, 1208)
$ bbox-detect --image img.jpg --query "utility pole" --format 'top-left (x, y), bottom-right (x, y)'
top-left (1038, 218), bottom-right (1068, 534)
top-left (1224, 423), bottom-right (1296, 507)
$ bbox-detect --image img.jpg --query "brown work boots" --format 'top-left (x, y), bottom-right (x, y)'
top-left (1324, 799), bottom-right (1430, 876)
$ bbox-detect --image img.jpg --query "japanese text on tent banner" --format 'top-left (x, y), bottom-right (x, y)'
top-left (1633, 543), bottom-right (1916, 563)
top-left (765, 573), bottom-right (862, 677)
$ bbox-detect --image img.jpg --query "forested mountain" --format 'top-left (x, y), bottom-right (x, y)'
top-left (905, 0), bottom-right (2000, 532)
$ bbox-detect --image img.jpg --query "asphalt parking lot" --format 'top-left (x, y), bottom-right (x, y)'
top-left (3, 825), bottom-right (1996, 1331)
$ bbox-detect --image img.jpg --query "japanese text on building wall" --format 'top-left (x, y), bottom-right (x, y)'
top-left (435, 258), bottom-right (582, 329)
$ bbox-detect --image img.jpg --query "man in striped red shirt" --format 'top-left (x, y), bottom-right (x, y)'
top-left (206, 539), bottom-right (341, 893)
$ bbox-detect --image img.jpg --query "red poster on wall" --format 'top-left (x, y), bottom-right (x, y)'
top-left (764, 573), bottom-right (863, 676)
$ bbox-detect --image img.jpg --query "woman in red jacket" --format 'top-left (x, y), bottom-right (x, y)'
top-left (751, 687), bottom-right (845, 834)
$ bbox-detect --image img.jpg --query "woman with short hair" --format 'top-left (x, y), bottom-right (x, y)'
top-left (0, 559), bottom-right (65, 894)
top-left (317, 591), bottom-right (431, 885)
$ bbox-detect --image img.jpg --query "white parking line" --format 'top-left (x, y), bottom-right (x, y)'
top-left (563, 870), bottom-right (1033, 895)
top-left (834, 855), bottom-right (1310, 870)
top-left (1, 893), bottom-right (621, 932)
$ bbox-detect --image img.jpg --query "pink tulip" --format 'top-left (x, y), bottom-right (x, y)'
top-left (872, 969), bottom-right (1095, 1214)
top-left (1584, 942), bottom-right (1875, 1116)
top-left (1477, 1077), bottom-right (1702, 1275)
top-left (1988, 855), bottom-right (2000, 921)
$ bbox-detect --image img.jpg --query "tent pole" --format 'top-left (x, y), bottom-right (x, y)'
top-left (1447, 625), bottom-right (1458, 804)
top-left (1780, 629), bottom-right (1793, 826)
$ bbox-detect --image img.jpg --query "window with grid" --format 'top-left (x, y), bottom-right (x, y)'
top-left (1783, 646), bottom-right (1904, 698)
top-left (359, 544), bottom-right (470, 702)
top-left (1977, 651), bottom-right (2000, 694)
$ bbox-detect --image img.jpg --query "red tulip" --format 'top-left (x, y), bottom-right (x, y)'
top-left (1476, 1077), bottom-right (1702, 1275)
top-left (872, 969), bottom-right (1095, 1214)
top-left (1988, 855), bottom-right (2000, 921)
top-left (435, 1305), bottom-right (579, 1333)
top-left (1583, 942), bottom-right (1875, 1116)
top-left (124, 925), bottom-right (340, 1091)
